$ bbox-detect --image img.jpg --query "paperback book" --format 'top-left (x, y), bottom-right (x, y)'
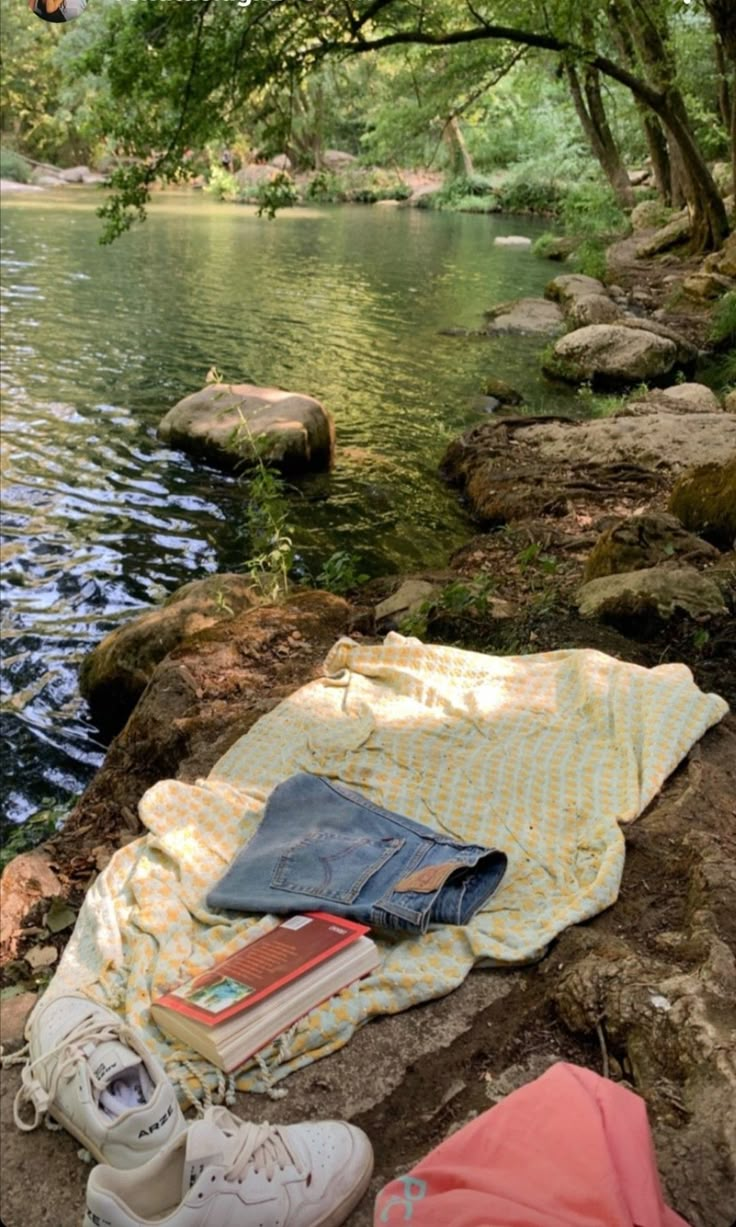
top-left (151, 912), bottom-right (378, 1072)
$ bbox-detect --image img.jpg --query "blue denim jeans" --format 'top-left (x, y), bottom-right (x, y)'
top-left (206, 773), bottom-right (507, 934)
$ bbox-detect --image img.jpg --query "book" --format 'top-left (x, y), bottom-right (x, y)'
top-left (151, 912), bottom-right (379, 1073)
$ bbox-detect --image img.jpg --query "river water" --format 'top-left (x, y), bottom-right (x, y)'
top-left (1, 190), bottom-right (570, 833)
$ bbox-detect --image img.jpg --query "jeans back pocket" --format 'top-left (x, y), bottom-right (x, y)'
top-left (271, 831), bottom-right (405, 904)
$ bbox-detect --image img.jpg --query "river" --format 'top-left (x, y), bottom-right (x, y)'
top-left (1, 189), bottom-right (572, 833)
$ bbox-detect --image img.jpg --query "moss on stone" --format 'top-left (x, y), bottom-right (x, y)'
top-left (669, 457), bottom-right (736, 548)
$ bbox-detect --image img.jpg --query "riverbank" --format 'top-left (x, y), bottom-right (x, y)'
top-left (1, 212), bottom-right (735, 1227)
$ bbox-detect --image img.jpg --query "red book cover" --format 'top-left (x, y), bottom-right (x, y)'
top-left (154, 913), bottom-right (369, 1027)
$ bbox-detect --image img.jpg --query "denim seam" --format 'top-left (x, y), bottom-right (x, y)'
top-left (374, 842), bottom-right (428, 926)
top-left (321, 777), bottom-right (461, 846)
top-left (271, 834), bottom-right (405, 904)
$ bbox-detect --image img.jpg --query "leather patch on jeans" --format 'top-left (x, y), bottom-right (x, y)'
top-left (394, 861), bottom-right (466, 894)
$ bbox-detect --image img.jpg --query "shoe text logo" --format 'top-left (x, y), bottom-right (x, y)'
top-left (137, 1102), bottom-right (174, 1138)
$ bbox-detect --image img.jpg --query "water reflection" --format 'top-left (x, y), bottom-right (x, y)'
top-left (1, 192), bottom-right (566, 828)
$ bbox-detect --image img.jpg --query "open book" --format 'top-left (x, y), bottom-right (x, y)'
top-left (151, 913), bottom-right (379, 1073)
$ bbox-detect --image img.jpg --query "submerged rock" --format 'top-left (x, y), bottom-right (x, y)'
top-left (158, 382), bottom-right (335, 475)
top-left (79, 574), bottom-right (259, 738)
top-left (669, 457), bottom-right (736, 548)
top-left (484, 297), bottom-right (564, 335)
top-left (483, 377), bottom-right (524, 405)
top-left (584, 514), bottom-right (719, 581)
top-left (544, 324), bottom-right (682, 386)
top-left (577, 566), bottom-right (727, 624)
top-left (494, 235), bottom-right (532, 247)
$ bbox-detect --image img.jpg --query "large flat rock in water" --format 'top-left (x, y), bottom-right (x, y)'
top-left (544, 323), bottom-right (682, 386)
top-left (158, 383), bottom-right (335, 474)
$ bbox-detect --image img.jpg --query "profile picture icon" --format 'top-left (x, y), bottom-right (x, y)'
top-left (28, 0), bottom-right (87, 21)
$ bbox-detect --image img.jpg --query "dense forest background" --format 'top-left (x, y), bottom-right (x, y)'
top-left (1, 0), bottom-right (733, 251)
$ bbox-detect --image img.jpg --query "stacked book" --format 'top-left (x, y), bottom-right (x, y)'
top-left (152, 913), bottom-right (378, 1072)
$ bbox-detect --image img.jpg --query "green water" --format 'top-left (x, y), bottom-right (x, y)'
top-left (1, 190), bottom-right (570, 827)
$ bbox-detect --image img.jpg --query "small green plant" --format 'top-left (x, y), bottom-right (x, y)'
top-left (206, 164), bottom-right (238, 201)
top-left (517, 543), bottom-right (557, 575)
top-left (710, 291), bottom-right (736, 348)
top-left (0, 804), bottom-right (66, 872)
top-left (692, 627), bottom-right (711, 652)
top-left (0, 147), bottom-right (32, 183)
top-left (256, 171), bottom-right (298, 219)
top-left (572, 238), bottom-right (608, 281)
top-left (399, 576), bottom-right (497, 638)
top-left (214, 587), bottom-right (235, 616)
top-left (316, 550), bottom-right (369, 595)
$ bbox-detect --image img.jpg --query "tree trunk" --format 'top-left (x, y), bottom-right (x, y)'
top-left (566, 65), bottom-right (634, 208)
top-left (444, 115), bottom-right (474, 179)
top-left (616, 0), bottom-right (729, 249)
top-left (607, 6), bottom-right (671, 203)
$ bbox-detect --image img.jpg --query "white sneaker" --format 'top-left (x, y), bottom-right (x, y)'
top-left (13, 992), bottom-right (185, 1167)
top-left (84, 1105), bottom-right (374, 1227)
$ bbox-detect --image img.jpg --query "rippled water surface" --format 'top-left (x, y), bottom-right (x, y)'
top-left (2, 190), bottom-right (564, 830)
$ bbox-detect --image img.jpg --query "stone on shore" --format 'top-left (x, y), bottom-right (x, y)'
top-left (79, 574), bottom-right (259, 738)
top-left (544, 274), bottom-right (606, 304)
top-left (484, 298), bottom-right (564, 335)
top-left (158, 383), bottom-right (335, 474)
top-left (635, 211), bottom-right (691, 258)
top-left (577, 566), bottom-right (727, 624)
top-left (584, 513), bottom-right (719, 581)
top-left (441, 414), bottom-right (736, 526)
top-left (621, 383), bottom-right (722, 416)
top-left (565, 294), bottom-right (623, 328)
top-left (544, 324), bottom-right (684, 386)
top-left (483, 377), bottom-right (524, 405)
top-left (668, 457), bottom-right (736, 548)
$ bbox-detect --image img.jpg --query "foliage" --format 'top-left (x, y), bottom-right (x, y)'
top-left (0, 147), bottom-right (32, 182)
top-left (560, 182), bottom-right (628, 238)
top-left (399, 576), bottom-right (498, 638)
top-left (709, 292), bottom-right (736, 348)
top-left (315, 550), bottom-right (369, 595)
top-left (256, 171), bottom-right (298, 218)
top-left (206, 164), bottom-right (238, 201)
top-left (571, 238), bottom-right (609, 281)
top-left (0, 804), bottom-right (65, 871)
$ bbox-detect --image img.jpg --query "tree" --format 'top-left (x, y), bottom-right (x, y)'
top-left (78, 0), bottom-right (730, 249)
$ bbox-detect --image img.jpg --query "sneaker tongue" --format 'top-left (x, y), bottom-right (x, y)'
top-left (182, 1119), bottom-right (229, 1197)
top-left (87, 1041), bottom-right (141, 1088)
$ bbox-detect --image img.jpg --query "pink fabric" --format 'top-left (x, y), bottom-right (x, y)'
top-left (374, 1063), bottom-right (690, 1227)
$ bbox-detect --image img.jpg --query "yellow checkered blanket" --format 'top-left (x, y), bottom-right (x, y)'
top-left (49, 636), bottom-right (727, 1099)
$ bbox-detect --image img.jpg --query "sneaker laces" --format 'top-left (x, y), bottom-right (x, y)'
top-left (13, 1015), bottom-right (141, 1132)
top-left (204, 1106), bottom-right (305, 1184)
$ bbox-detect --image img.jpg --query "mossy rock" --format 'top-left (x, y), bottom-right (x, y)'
top-left (669, 457), bottom-right (736, 548)
top-left (585, 513), bottom-right (719, 581)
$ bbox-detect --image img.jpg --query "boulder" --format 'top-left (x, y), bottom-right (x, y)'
top-left (628, 169), bottom-right (652, 186)
top-left (725, 391), bottom-right (736, 413)
top-left (494, 235), bottom-right (532, 248)
top-left (322, 150), bottom-right (357, 169)
top-left (702, 233), bottom-right (736, 279)
top-left (618, 317), bottom-right (697, 366)
top-left (584, 513), bottom-right (719, 581)
top-left (682, 272), bottom-right (734, 300)
top-left (0, 851), bottom-right (62, 962)
top-left (712, 161), bottom-right (733, 196)
top-left (565, 294), bottom-right (623, 328)
top-left (621, 383), bottom-right (722, 416)
top-left (441, 414), bottom-right (736, 527)
top-left (577, 566), bottom-right (727, 624)
top-left (669, 457), bottom-right (736, 548)
top-left (484, 377), bottom-right (524, 405)
top-left (58, 591), bottom-right (352, 848)
top-left (535, 236), bottom-right (576, 261)
top-left (79, 574), bottom-right (259, 737)
top-left (630, 200), bottom-right (671, 231)
top-left (544, 274), bottom-right (606, 305)
top-left (269, 154), bottom-right (292, 171)
top-left (544, 324), bottom-right (680, 386)
top-left (635, 211), bottom-right (691, 258)
top-left (484, 297), bottom-right (564, 335)
top-left (158, 382), bottom-right (335, 474)
top-left (375, 580), bottom-right (438, 626)
top-left (58, 165), bottom-right (91, 183)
